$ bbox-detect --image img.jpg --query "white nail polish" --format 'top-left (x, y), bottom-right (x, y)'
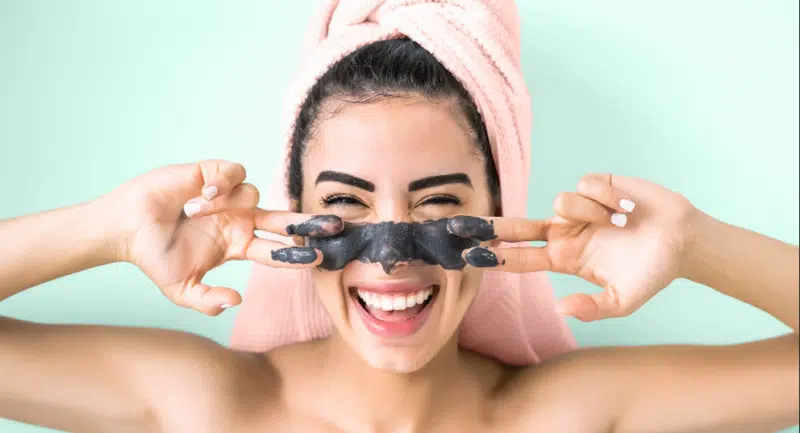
top-left (611, 213), bottom-right (627, 227)
top-left (620, 199), bottom-right (636, 212)
top-left (183, 201), bottom-right (202, 217)
top-left (220, 304), bottom-right (234, 309)
top-left (202, 186), bottom-right (218, 201)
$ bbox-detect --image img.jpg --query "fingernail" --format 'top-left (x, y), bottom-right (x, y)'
top-left (286, 215), bottom-right (344, 237)
top-left (220, 304), bottom-right (234, 309)
top-left (271, 247), bottom-right (318, 264)
top-left (446, 216), bottom-right (497, 241)
top-left (619, 199), bottom-right (636, 212)
top-left (202, 185), bottom-right (218, 201)
top-left (611, 213), bottom-right (627, 227)
top-left (183, 201), bottom-right (202, 217)
top-left (465, 247), bottom-right (499, 267)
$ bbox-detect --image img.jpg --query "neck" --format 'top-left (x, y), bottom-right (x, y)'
top-left (320, 332), bottom-right (465, 430)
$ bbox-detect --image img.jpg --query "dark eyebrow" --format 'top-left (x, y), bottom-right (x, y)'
top-left (315, 171), bottom-right (375, 192)
top-left (408, 173), bottom-right (472, 192)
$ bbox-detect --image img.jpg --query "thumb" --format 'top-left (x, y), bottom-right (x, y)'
top-left (556, 288), bottom-right (623, 322)
top-left (165, 281), bottom-right (242, 316)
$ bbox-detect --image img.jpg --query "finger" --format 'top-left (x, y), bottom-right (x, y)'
top-left (448, 215), bottom-right (548, 242)
top-left (171, 283), bottom-right (243, 316)
top-left (462, 246), bottom-right (552, 273)
top-left (577, 173), bottom-right (636, 213)
top-left (553, 192), bottom-right (621, 226)
top-left (183, 183), bottom-right (260, 218)
top-left (556, 291), bottom-right (622, 322)
top-left (245, 237), bottom-right (323, 268)
top-left (252, 210), bottom-right (343, 238)
top-left (196, 160), bottom-right (248, 200)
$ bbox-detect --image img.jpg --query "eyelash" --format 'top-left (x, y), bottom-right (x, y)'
top-left (420, 195), bottom-right (462, 206)
top-left (319, 194), bottom-right (462, 208)
top-left (320, 194), bottom-right (364, 207)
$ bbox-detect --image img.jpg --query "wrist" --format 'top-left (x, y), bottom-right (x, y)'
top-left (80, 197), bottom-right (130, 265)
top-left (679, 208), bottom-right (723, 283)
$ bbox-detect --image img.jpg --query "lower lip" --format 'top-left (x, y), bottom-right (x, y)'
top-left (351, 289), bottom-right (436, 338)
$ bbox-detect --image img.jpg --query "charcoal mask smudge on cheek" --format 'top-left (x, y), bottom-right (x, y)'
top-left (307, 219), bottom-right (482, 273)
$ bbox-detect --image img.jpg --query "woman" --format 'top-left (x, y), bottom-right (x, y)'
top-left (1, 3), bottom-right (798, 433)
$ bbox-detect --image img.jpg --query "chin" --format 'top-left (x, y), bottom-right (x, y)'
top-left (319, 262), bottom-right (479, 373)
top-left (361, 350), bottom-right (434, 373)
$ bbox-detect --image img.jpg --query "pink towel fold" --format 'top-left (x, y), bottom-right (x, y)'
top-left (228, 0), bottom-right (577, 365)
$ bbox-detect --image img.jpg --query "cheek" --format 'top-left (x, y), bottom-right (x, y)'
top-left (411, 205), bottom-right (464, 221)
top-left (442, 267), bottom-right (483, 317)
top-left (456, 267), bottom-right (483, 299)
top-left (310, 269), bottom-right (347, 314)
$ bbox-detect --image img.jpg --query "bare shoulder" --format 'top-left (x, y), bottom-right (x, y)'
top-left (126, 327), bottom-right (282, 431)
top-left (495, 336), bottom-right (799, 433)
top-left (261, 339), bottom-right (330, 399)
top-left (0, 316), bottom-right (283, 433)
top-left (489, 348), bottom-right (625, 433)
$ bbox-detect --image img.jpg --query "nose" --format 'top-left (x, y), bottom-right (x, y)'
top-left (373, 198), bottom-right (412, 224)
top-left (367, 220), bottom-right (415, 274)
top-left (369, 197), bottom-right (416, 274)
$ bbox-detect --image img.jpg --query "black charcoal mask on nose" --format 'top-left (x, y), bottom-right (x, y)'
top-left (305, 216), bottom-right (496, 273)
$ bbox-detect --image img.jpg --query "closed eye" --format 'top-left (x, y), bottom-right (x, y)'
top-left (418, 195), bottom-right (461, 207)
top-left (320, 194), bottom-right (367, 208)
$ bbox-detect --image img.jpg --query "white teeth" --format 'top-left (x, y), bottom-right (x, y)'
top-left (357, 288), bottom-right (433, 311)
top-left (405, 293), bottom-right (416, 307)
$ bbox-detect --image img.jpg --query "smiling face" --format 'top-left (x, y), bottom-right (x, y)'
top-left (298, 96), bottom-right (497, 373)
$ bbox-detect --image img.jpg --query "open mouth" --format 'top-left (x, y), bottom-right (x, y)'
top-left (349, 285), bottom-right (439, 337)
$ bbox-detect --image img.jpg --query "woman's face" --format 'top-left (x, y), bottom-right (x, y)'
top-left (300, 96), bottom-right (496, 373)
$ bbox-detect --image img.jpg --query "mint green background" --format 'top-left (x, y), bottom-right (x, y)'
top-left (0, 1), bottom-right (797, 432)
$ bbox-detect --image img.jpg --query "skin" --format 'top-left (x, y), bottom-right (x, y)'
top-left (0, 97), bottom-right (797, 433)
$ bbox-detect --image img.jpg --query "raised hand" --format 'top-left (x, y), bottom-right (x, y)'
top-left (100, 160), bottom-right (342, 315)
top-left (449, 174), bottom-right (700, 322)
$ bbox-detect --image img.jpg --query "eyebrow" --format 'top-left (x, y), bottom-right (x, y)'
top-left (408, 173), bottom-right (472, 192)
top-left (315, 171), bottom-right (375, 192)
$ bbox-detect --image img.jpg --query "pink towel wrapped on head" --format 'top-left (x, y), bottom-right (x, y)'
top-left (228, 0), bottom-right (577, 365)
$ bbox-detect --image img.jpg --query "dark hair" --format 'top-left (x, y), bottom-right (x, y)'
top-left (288, 37), bottom-right (499, 208)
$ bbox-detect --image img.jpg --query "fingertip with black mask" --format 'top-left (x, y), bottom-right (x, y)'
top-left (446, 215), bottom-right (497, 241)
top-left (271, 247), bottom-right (319, 264)
top-left (286, 215), bottom-right (344, 237)
top-left (463, 247), bottom-right (501, 268)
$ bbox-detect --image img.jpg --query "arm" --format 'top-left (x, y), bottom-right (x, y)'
top-left (491, 174), bottom-right (798, 432)
top-left (682, 211), bottom-right (799, 333)
top-left (577, 213), bottom-right (798, 433)
top-left (513, 333), bottom-right (797, 433)
top-left (0, 316), bottom-right (266, 433)
top-left (617, 214), bottom-right (798, 433)
top-left (513, 213), bottom-right (797, 433)
top-left (0, 201), bottom-right (271, 432)
top-left (0, 200), bottom-right (123, 298)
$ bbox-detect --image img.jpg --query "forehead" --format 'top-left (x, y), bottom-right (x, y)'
top-left (304, 98), bottom-right (480, 183)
